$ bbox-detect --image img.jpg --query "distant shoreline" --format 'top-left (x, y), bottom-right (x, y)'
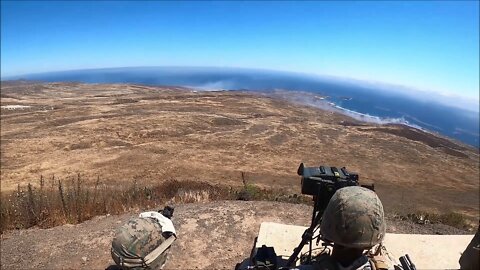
top-left (2, 78), bottom-right (479, 148)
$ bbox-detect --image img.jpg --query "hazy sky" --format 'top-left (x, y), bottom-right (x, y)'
top-left (1, 1), bottom-right (479, 99)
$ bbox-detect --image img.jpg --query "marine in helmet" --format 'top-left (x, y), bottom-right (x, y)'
top-left (111, 206), bottom-right (177, 270)
top-left (313, 186), bottom-right (385, 270)
top-left (459, 222), bottom-right (479, 270)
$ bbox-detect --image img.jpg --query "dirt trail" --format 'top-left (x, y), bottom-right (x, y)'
top-left (0, 201), bottom-right (469, 270)
top-left (0, 82), bottom-right (478, 269)
top-left (1, 82), bottom-right (478, 220)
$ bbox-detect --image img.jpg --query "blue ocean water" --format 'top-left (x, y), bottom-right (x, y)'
top-left (8, 67), bottom-right (479, 147)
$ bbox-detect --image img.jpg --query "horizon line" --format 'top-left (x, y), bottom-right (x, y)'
top-left (2, 65), bottom-right (479, 104)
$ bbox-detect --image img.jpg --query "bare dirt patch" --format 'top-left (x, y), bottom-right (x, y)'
top-left (0, 201), bottom-right (470, 270)
top-left (0, 82), bottom-right (478, 224)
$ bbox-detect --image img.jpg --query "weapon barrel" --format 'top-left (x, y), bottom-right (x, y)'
top-left (406, 254), bottom-right (416, 270)
top-left (399, 254), bottom-right (416, 270)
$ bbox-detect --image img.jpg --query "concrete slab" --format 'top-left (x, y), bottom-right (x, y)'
top-left (255, 222), bottom-right (474, 269)
top-left (383, 233), bottom-right (474, 269)
top-left (255, 222), bottom-right (311, 257)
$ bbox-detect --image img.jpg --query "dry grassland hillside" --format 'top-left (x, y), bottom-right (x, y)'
top-left (1, 82), bottom-right (478, 222)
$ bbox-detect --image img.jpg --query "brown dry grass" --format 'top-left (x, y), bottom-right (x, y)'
top-left (1, 82), bottom-right (478, 226)
top-left (0, 175), bottom-right (234, 232)
top-left (0, 173), bottom-right (311, 232)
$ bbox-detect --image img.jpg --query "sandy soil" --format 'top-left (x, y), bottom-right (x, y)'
top-left (0, 201), bottom-right (470, 270)
top-left (1, 82), bottom-right (478, 269)
top-left (1, 82), bottom-right (478, 220)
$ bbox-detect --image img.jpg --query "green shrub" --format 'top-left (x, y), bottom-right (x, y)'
top-left (236, 184), bottom-right (262, 201)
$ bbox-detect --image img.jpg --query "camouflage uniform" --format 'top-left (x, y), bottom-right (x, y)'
top-left (313, 186), bottom-right (385, 270)
top-left (459, 224), bottom-right (480, 270)
top-left (320, 186), bottom-right (385, 249)
top-left (312, 253), bottom-right (372, 270)
top-left (111, 216), bottom-right (171, 270)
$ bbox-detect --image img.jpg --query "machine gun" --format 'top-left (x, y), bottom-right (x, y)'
top-left (284, 163), bottom-right (370, 267)
top-left (243, 163), bottom-right (371, 269)
top-left (243, 163), bottom-right (420, 270)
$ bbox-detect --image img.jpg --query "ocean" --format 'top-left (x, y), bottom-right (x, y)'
top-left (7, 67), bottom-right (479, 147)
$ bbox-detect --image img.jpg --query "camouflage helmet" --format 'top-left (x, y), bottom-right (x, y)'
top-left (111, 217), bottom-right (168, 270)
top-left (320, 186), bottom-right (385, 249)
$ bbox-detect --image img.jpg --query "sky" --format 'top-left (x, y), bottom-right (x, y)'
top-left (1, 1), bottom-right (479, 100)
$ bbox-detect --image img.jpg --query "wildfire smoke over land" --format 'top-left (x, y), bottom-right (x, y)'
top-left (1, 82), bottom-right (478, 225)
